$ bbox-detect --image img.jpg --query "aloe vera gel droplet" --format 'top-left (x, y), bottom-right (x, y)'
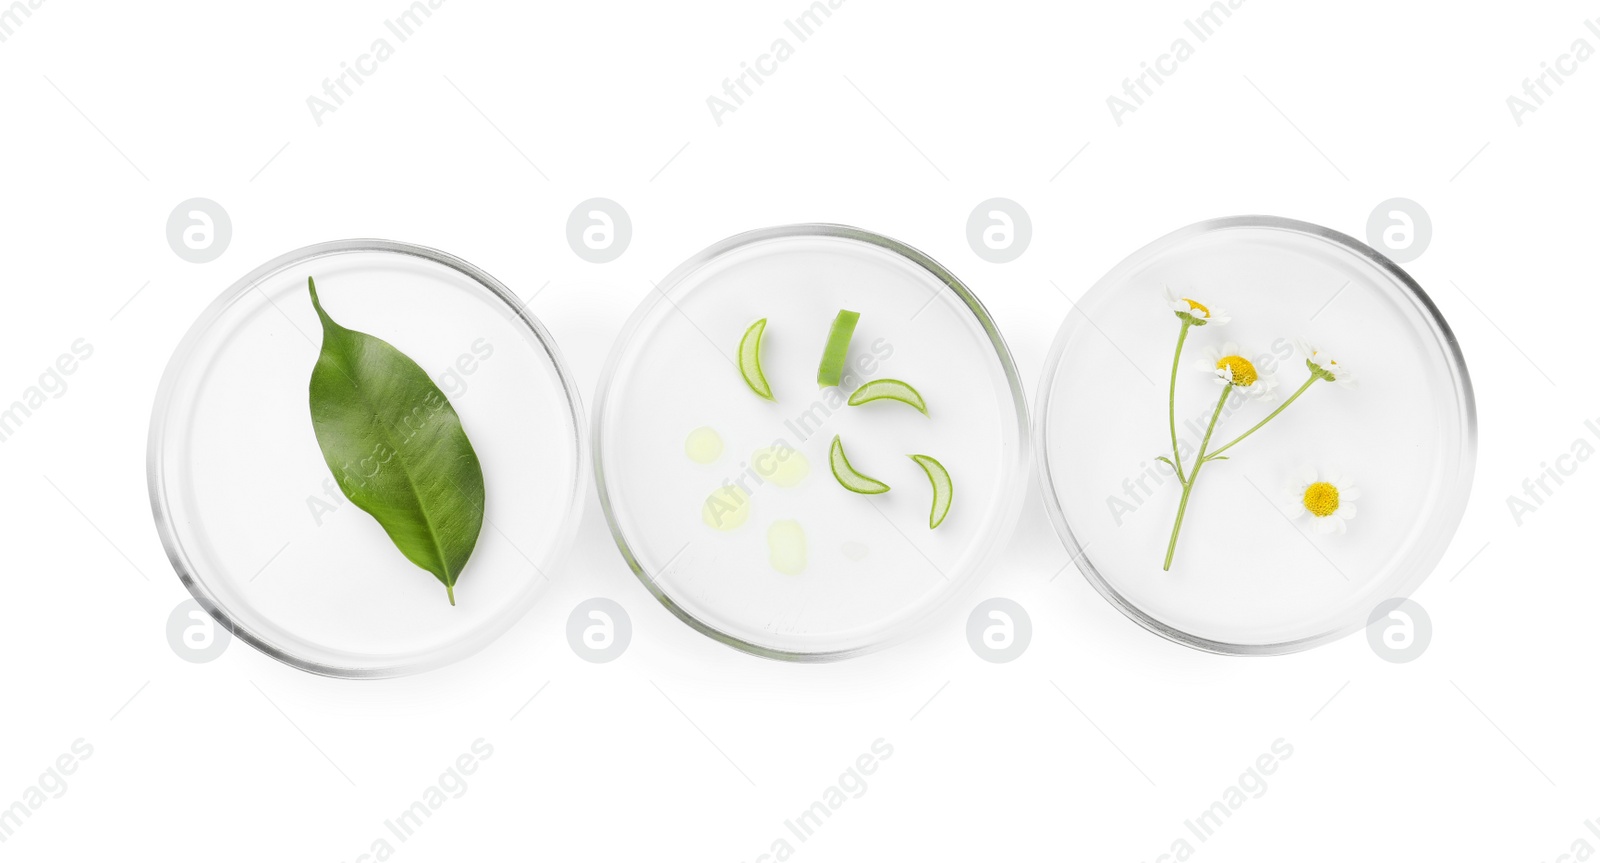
top-left (702, 486), bottom-right (751, 531)
top-left (685, 426), bottom-right (724, 464)
top-left (767, 519), bottom-right (807, 575)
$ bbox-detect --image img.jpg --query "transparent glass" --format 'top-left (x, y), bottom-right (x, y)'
top-left (147, 240), bottom-right (587, 677)
top-left (1036, 216), bottom-right (1475, 654)
top-left (594, 225), bottom-right (1030, 660)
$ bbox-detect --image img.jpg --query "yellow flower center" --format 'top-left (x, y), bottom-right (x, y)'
top-left (1303, 481), bottom-right (1340, 517)
top-left (1217, 355), bottom-right (1258, 386)
top-left (1184, 299), bottom-right (1209, 316)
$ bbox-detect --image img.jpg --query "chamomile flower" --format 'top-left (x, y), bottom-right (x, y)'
top-left (1164, 286), bottom-right (1230, 327)
top-left (1198, 342), bottom-right (1277, 400)
top-left (1283, 467), bottom-right (1360, 534)
top-left (1296, 337), bottom-right (1356, 388)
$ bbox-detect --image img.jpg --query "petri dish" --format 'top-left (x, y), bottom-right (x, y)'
top-left (1036, 216), bottom-right (1475, 654)
top-left (148, 240), bottom-right (586, 677)
top-left (594, 225), bottom-right (1029, 660)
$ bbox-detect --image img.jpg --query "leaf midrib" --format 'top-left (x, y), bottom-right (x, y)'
top-left (324, 339), bottom-right (457, 584)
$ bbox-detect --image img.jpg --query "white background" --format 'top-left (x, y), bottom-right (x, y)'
top-left (0, 0), bottom-right (1594, 859)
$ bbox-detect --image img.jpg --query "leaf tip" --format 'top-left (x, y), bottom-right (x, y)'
top-left (307, 277), bottom-right (335, 329)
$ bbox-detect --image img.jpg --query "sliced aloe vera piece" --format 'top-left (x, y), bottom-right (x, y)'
top-left (829, 435), bottom-right (889, 494)
top-left (816, 309), bottom-right (860, 387)
top-left (738, 318), bottom-right (774, 401)
top-left (847, 378), bottom-right (927, 415)
top-left (909, 454), bottom-right (953, 529)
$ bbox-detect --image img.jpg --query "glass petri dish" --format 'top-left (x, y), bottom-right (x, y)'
top-left (594, 225), bottom-right (1029, 660)
top-left (148, 240), bottom-right (587, 678)
top-left (1036, 216), bottom-right (1475, 654)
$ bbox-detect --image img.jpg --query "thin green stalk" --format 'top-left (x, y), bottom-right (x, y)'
top-left (1164, 483), bottom-right (1195, 573)
top-left (1164, 384), bottom-right (1231, 571)
top-left (1167, 321), bottom-right (1191, 483)
top-left (1203, 373), bottom-right (1318, 462)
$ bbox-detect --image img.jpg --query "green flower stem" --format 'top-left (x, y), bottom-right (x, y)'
top-left (1167, 320), bottom-right (1192, 483)
top-left (1163, 383), bottom-right (1232, 571)
top-left (1202, 372), bottom-right (1319, 462)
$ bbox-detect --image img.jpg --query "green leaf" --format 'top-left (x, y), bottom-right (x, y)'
top-left (306, 278), bottom-right (486, 606)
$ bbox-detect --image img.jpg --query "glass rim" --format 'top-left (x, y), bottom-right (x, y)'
top-left (146, 238), bottom-right (589, 678)
top-left (592, 223), bottom-right (1032, 661)
top-left (1033, 214), bottom-right (1478, 656)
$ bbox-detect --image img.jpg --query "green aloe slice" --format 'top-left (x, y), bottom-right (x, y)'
top-left (909, 454), bottom-right (953, 529)
top-left (816, 309), bottom-right (860, 387)
top-left (828, 435), bottom-right (889, 494)
top-left (847, 378), bottom-right (927, 415)
top-left (738, 318), bottom-right (774, 401)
